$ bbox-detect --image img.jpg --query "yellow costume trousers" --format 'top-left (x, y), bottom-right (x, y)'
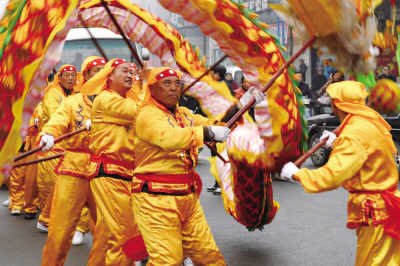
top-left (132, 193), bottom-right (226, 266)
top-left (8, 164), bottom-right (25, 211)
top-left (90, 177), bottom-right (139, 266)
top-left (355, 225), bottom-right (400, 266)
top-left (41, 174), bottom-right (100, 266)
top-left (37, 153), bottom-right (59, 226)
top-left (23, 162), bottom-right (39, 214)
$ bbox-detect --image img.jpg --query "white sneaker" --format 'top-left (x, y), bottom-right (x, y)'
top-left (10, 209), bottom-right (21, 216)
top-left (2, 199), bottom-right (9, 207)
top-left (72, 230), bottom-right (85, 246)
top-left (212, 187), bottom-right (222, 195)
top-left (36, 221), bottom-right (48, 233)
top-left (183, 257), bottom-right (194, 266)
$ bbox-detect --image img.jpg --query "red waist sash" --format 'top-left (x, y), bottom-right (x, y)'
top-left (350, 186), bottom-right (400, 240)
top-left (134, 171), bottom-right (202, 196)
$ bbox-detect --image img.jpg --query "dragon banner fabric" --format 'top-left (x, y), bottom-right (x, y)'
top-left (0, 0), bottom-right (79, 183)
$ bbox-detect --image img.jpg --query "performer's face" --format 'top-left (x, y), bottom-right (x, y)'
top-left (109, 63), bottom-right (134, 96)
top-left (151, 76), bottom-right (182, 109)
top-left (84, 65), bottom-right (104, 81)
top-left (59, 71), bottom-right (77, 90)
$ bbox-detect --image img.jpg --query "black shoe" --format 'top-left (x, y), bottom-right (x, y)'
top-left (207, 186), bottom-right (217, 192)
top-left (24, 212), bottom-right (37, 220)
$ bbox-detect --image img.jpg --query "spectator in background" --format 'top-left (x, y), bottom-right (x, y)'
top-left (378, 65), bottom-right (396, 82)
top-left (224, 72), bottom-right (239, 96)
top-left (294, 73), bottom-right (314, 99)
top-left (235, 76), bottom-right (255, 120)
top-left (323, 58), bottom-right (336, 79)
top-left (297, 58), bottom-right (308, 82)
top-left (311, 67), bottom-right (327, 94)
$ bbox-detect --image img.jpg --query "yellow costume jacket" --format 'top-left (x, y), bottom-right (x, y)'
top-left (294, 114), bottom-right (400, 228)
top-left (132, 99), bottom-right (214, 195)
top-left (41, 94), bottom-right (92, 178)
top-left (41, 84), bottom-right (70, 126)
top-left (25, 102), bottom-right (43, 151)
top-left (89, 90), bottom-right (139, 179)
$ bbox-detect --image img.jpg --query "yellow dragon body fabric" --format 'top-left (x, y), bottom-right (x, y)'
top-left (159, 0), bottom-right (306, 230)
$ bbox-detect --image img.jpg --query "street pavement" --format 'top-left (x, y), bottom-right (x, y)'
top-left (0, 156), bottom-right (355, 266)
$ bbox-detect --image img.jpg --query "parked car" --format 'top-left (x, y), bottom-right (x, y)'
top-left (307, 112), bottom-right (400, 167)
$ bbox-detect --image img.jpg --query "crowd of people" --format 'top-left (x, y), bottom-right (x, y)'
top-left (294, 58), bottom-right (400, 117)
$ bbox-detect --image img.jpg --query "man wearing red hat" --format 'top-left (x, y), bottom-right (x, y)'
top-left (80, 58), bottom-right (147, 265)
top-left (36, 64), bottom-right (79, 233)
top-left (131, 66), bottom-right (263, 265)
top-left (39, 57), bottom-right (107, 265)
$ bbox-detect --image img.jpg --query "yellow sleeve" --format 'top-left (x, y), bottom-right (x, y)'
top-left (136, 107), bottom-right (204, 151)
top-left (180, 107), bottom-right (222, 126)
top-left (94, 92), bottom-right (138, 126)
top-left (294, 136), bottom-right (368, 193)
top-left (43, 88), bottom-right (64, 120)
top-left (41, 99), bottom-right (72, 137)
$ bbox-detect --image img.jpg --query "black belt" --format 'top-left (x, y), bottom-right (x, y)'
top-left (94, 164), bottom-right (131, 181)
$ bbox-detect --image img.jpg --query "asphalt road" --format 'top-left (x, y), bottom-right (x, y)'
top-left (0, 157), bottom-right (356, 266)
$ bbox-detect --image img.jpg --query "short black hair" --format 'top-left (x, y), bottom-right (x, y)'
top-left (213, 65), bottom-right (227, 81)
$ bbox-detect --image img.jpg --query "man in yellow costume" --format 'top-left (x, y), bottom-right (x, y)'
top-left (131, 66), bottom-right (261, 265)
top-left (7, 143), bottom-right (27, 215)
top-left (36, 64), bottom-right (79, 233)
top-left (80, 58), bottom-right (147, 265)
top-left (23, 103), bottom-right (42, 219)
top-left (40, 56), bottom-right (107, 266)
top-left (8, 102), bottom-right (42, 218)
top-left (280, 81), bottom-right (400, 266)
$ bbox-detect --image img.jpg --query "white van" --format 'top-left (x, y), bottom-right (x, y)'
top-left (58, 27), bottom-right (150, 70)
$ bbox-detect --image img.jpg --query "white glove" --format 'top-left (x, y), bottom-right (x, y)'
top-left (239, 87), bottom-right (264, 107)
top-left (319, 130), bottom-right (337, 148)
top-left (39, 134), bottom-right (55, 152)
top-left (85, 119), bottom-right (92, 130)
top-left (34, 118), bottom-right (39, 127)
top-left (208, 126), bottom-right (231, 142)
top-left (280, 162), bottom-right (299, 182)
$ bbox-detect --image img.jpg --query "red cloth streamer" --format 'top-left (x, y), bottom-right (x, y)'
top-left (122, 235), bottom-right (149, 260)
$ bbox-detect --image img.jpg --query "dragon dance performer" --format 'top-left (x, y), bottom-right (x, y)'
top-left (281, 81), bottom-right (400, 266)
top-left (40, 56), bottom-right (107, 266)
top-left (81, 58), bottom-right (147, 265)
top-left (36, 64), bottom-right (79, 232)
top-left (23, 103), bottom-right (43, 219)
top-left (8, 104), bottom-right (43, 218)
top-left (7, 143), bottom-right (27, 215)
top-left (131, 67), bottom-right (263, 265)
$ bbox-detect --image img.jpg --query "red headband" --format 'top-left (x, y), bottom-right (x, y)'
top-left (156, 68), bottom-right (179, 81)
top-left (85, 58), bottom-right (106, 72)
top-left (60, 65), bottom-right (76, 74)
top-left (111, 58), bottom-right (127, 68)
